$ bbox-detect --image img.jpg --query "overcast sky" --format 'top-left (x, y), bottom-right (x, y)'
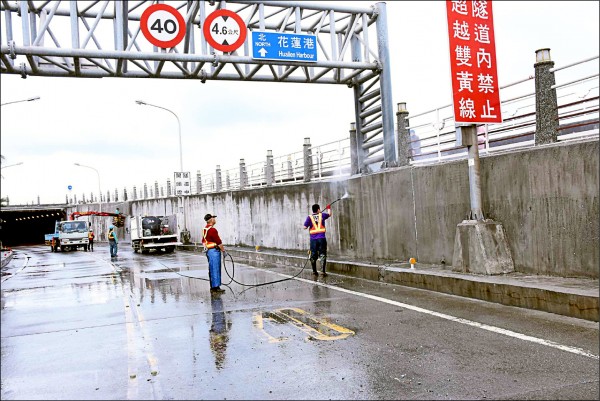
top-left (1, 1), bottom-right (598, 205)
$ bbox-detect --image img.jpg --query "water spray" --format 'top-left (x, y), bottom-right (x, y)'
top-left (328, 191), bottom-right (350, 207)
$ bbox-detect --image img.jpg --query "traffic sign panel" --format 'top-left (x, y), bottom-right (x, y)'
top-left (174, 172), bottom-right (191, 196)
top-left (445, 1), bottom-right (502, 124)
top-left (140, 3), bottom-right (186, 49)
top-left (251, 31), bottom-right (317, 62)
top-left (203, 9), bottom-right (247, 53)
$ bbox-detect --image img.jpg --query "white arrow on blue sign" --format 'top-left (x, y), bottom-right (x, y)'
top-left (251, 31), bottom-right (317, 62)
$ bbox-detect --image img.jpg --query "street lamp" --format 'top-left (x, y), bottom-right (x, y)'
top-left (1, 161), bottom-right (24, 179)
top-left (74, 162), bottom-right (102, 211)
top-left (135, 100), bottom-right (189, 242)
top-left (0, 96), bottom-right (40, 107)
top-left (135, 100), bottom-right (183, 172)
top-left (1, 161), bottom-right (24, 170)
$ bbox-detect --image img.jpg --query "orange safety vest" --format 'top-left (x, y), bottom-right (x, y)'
top-left (202, 226), bottom-right (218, 249)
top-left (309, 213), bottom-right (326, 234)
top-left (88, 232), bottom-right (94, 240)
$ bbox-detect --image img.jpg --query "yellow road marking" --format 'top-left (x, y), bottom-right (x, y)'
top-left (253, 307), bottom-right (354, 342)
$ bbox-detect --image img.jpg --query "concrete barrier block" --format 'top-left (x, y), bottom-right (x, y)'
top-left (452, 219), bottom-right (515, 275)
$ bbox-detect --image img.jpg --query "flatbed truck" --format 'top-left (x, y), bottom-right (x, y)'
top-left (130, 215), bottom-right (181, 253)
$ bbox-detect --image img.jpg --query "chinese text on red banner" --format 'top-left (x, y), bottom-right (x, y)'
top-left (446, 0), bottom-right (502, 124)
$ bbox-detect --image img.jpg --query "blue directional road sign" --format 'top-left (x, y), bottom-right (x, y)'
top-left (251, 31), bottom-right (317, 62)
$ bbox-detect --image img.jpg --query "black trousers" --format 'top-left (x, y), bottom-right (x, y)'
top-left (309, 238), bottom-right (327, 272)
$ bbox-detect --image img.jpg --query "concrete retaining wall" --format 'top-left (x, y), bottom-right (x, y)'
top-left (80, 139), bottom-right (598, 279)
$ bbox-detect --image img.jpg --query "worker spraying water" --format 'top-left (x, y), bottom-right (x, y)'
top-left (157, 191), bottom-right (353, 294)
top-left (329, 191), bottom-right (350, 207)
top-left (302, 191), bottom-right (349, 276)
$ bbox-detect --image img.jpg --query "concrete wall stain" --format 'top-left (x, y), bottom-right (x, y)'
top-left (73, 139), bottom-right (599, 279)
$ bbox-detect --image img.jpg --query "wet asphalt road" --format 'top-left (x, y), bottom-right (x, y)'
top-left (1, 244), bottom-right (598, 400)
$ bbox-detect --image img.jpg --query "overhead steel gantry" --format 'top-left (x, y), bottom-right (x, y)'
top-left (0, 0), bottom-right (397, 170)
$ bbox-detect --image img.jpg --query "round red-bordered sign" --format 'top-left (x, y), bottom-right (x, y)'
top-left (140, 3), bottom-right (186, 49)
top-left (203, 9), bottom-right (247, 53)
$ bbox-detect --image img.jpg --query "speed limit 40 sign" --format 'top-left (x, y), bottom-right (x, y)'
top-left (141, 4), bottom-right (186, 48)
top-left (203, 9), bottom-right (247, 53)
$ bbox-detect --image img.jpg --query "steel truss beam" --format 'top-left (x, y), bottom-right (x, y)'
top-left (0, 0), bottom-right (397, 167)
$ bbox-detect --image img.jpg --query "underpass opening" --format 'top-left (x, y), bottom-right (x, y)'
top-left (0, 208), bottom-right (66, 247)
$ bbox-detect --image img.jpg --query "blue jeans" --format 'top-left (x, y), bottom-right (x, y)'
top-left (109, 241), bottom-right (118, 257)
top-left (206, 248), bottom-right (222, 288)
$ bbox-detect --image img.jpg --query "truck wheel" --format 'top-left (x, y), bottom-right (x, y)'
top-left (165, 246), bottom-right (175, 253)
top-left (60, 246), bottom-right (65, 252)
top-left (84, 245), bottom-right (88, 252)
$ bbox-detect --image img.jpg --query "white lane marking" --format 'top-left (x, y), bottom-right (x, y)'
top-left (1, 253), bottom-right (30, 283)
top-left (250, 267), bottom-right (599, 360)
top-left (97, 256), bottom-right (164, 400)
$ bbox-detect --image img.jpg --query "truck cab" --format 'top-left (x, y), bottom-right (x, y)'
top-left (46, 220), bottom-right (90, 252)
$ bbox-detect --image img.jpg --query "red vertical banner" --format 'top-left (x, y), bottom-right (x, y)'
top-left (446, 0), bottom-right (502, 124)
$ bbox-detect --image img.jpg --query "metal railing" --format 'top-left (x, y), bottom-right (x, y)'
top-left (72, 137), bottom-right (352, 204)
top-left (406, 55), bottom-right (599, 165)
top-left (67, 54), bottom-right (598, 205)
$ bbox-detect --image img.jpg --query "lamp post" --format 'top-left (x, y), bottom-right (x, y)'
top-left (135, 100), bottom-right (183, 172)
top-left (1, 98), bottom-right (38, 198)
top-left (1, 97), bottom-right (38, 179)
top-left (135, 100), bottom-right (189, 243)
top-left (1, 161), bottom-right (24, 170)
top-left (1, 96), bottom-right (40, 107)
top-left (1, 161), bottom-right (24, 179)
top-left (74, 162), bottom-right (102, 211)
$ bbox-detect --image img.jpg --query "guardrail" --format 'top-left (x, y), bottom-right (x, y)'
top-left (66, 53), bottom-right (598, 205)
top-left (1, 247), bottom-right (14, 269)
top-left (407, 55), bottom-right (598, 165)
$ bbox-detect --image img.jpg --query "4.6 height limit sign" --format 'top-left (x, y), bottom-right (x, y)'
top-left (446, 0), bottom-right (502, 124)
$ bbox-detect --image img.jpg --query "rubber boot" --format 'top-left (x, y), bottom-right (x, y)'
top-left (321, 255), bottom-right (327, 276)
top-left (311, 260), bottom-right (318, 275)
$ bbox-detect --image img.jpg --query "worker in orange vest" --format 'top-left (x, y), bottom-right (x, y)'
top-left (303, 203), bottom-right (332, 276)
top-left (202, 214), bottom-right (226, 294)
top-left (107, 225), bottom-right (118, 257)
top-left (88, 229), bottom-right (95, 251)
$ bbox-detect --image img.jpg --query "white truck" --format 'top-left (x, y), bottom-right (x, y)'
top-left (130, 215), bottom-right (181, 253)
top-left (45, 220), bottom-right (90, 252)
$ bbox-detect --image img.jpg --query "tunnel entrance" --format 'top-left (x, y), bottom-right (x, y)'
top-left (0, 207), bottom-right (66, 247)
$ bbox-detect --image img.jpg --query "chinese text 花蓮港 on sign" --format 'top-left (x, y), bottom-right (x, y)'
top-left (251, 31), bottom-right (317, 63)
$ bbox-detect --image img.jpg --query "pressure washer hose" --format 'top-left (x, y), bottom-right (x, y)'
top-left (221, 193), bottom-right (348, 289)
top-left (158, 193), bottom-right (348, 290)
top-left (221, 250), bottom-right (312, 289)
top-left (158, 250), bottom-right (312, 292)
top-left (328, 191), bottom-right (349, 207)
